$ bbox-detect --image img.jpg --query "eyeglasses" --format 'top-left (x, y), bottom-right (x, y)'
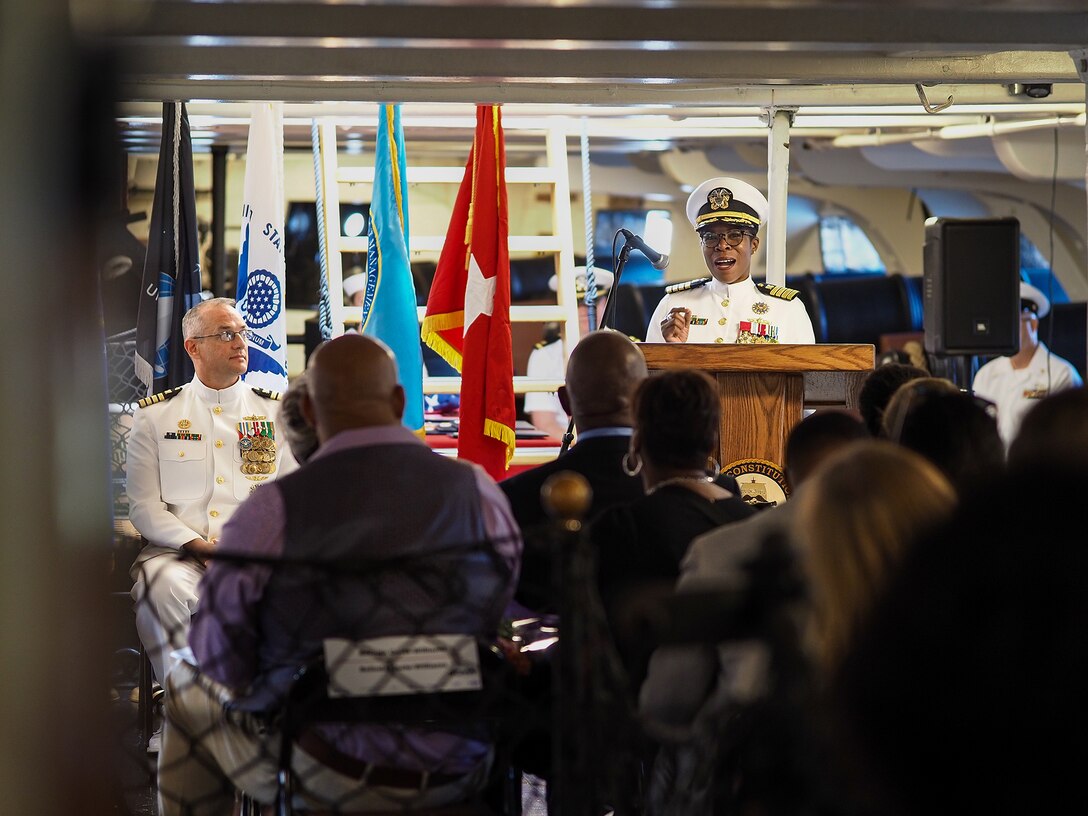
top-left (192, 328), bottom-right (249, 343)
top-left (698, 229), bottom-right (751, 249)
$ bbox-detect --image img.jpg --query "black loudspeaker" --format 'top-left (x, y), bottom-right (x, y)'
top-left (923, 217), bottom-right (1021, 356)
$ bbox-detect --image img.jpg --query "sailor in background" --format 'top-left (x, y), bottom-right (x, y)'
top-left (343, 267), bottom-right (367, 307)
top-left (645, 177), bottom-right (815, 345)
top-left (524, 268), bottom-right (614, 439)
top-left (971, 281), bottom-right (1083, 446)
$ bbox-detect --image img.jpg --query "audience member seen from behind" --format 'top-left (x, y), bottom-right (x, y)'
top-left (857, 362), bottom-right (929, 437)
top-left (882, 379), bottom-right (1004, 497)
top-left (501, 330), bottom-right (648, 612)
top-left (280, 372), bottom-right (319, 464)
top-left (640, 410), bottom-right (868, 732)
top-left (1007, 386), bottom-right (1088, 469)
top-left (590, 369), bottom-right (755, 688)
top-left (639, 411), bottom-right (867, 816)
top-left (157, 334), bottom-right (522, 815)
top-left (795, 440), bottom-right (956, 678)
top-left (832, 460), bottom-right (1088, 815)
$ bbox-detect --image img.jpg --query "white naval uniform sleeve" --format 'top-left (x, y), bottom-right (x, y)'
top-left (523, 344), bottom-right (566, 418)
top-left (644, 294), bottom-right (672, 343)
top-left (126, 406), bottom-right (205, 550)
top-left (781, 299), bottom-right (816, 344)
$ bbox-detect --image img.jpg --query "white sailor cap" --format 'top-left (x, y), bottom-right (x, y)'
top-left (342, 272), bottom-right (366, 298)
top-left (548, 266), bottom-right (615, 299)
top-left (1020, 281), bottom-right (1050, 319)
top-left (686, 177), bottom-right (770, 233)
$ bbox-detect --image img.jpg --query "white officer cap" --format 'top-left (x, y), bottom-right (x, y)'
top-left (342, 272), bottom-right (366, 298)
top-left (548, 266), bottom-right (615, 299)
top-left (1020, 281), bottom-right (1050, 319)
top-left (686, 177), bottom-right (770, 233)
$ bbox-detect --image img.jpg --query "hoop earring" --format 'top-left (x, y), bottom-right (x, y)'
top-left (706, 456), bottom-right (721, 477)
top-left (622, 451), bottom-right (643, 477)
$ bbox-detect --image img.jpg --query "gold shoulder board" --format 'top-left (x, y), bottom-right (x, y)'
top-left (756, 282), bottom-right (800, 301)
top-left (252, 387), bottom-right (282, 401)
top-left (136, 386), bottom-right (184, 410)
top-left (665, 277), bottom-right (712, 295)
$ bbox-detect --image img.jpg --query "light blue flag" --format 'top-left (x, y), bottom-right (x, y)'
top-left (363, 104), bottom-right (424, 433)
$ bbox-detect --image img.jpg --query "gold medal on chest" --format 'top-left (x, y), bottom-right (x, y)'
top-left (237, 420), bottom-right (278, 479)
top-left (751, 301), bottom-right (769, 315)
top-left (177, 419), bottom-right (191, 430)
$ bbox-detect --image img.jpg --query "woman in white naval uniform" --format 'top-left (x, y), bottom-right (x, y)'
top-left (645, 177), bottom-right (815, 346)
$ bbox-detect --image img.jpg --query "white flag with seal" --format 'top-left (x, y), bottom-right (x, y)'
top-left (236, 101), bottom-right (289, 392)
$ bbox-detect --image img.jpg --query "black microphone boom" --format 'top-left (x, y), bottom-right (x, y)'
top-left (619, 228), bottom-right (670, 270)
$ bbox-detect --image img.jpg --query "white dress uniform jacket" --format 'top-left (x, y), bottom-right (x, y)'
top-left (971, 342), bottom-right (1083, 446)
top-left (645, 275), bottom-right (815, 345)
top-left (523, 338), bottom-right (568, 426)
top-left (127, 376), bottom-right (298, 559)
top-left (127, 375), bottom-right (299, 687)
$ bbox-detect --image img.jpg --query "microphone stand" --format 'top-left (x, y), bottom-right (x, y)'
top-left (558, 239), bottom-right (636, 455)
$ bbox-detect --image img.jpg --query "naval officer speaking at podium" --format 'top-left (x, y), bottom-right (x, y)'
top-left (645, 177), bottom-right (815, 345)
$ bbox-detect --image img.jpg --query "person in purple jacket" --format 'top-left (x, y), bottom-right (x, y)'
top-left (157, 334), bottom-right (522, 815)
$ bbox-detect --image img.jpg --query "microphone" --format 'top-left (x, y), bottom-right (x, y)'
top-left (619, 228), bottom-right (670, 270)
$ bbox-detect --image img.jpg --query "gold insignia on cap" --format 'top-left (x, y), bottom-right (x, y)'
top-left (177, 419), bottom-right (191, 430)
top-left (708, 188), bottom-right (732, 210)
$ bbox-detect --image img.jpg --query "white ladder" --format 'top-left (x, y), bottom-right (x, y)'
top-left (313, 117), bottom-right (582, 465)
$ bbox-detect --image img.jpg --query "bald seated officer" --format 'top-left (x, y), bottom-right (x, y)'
top-left (160, 334), bottom-right (521, 815)
top-left (502, 330), bottom-right (649, 610)
top-left (645, 176), bottom-right (815, 345)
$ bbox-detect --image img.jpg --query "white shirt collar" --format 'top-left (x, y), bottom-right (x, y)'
top-left (707, 275), bottom-right (755, 296)
top-left (189, 375), bottom-right (247, 404)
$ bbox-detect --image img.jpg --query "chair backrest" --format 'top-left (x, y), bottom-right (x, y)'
top-left (284, 635), bottom-right (503, 735)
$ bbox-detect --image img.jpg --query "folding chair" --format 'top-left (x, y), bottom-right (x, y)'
top-left (239, 634), bottom-right (519, 816)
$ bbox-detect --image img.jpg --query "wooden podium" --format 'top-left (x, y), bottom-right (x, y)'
top-left (638, 344), bottom-right (874, 471)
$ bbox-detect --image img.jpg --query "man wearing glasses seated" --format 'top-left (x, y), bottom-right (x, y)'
top-left (644, 176), bottom-right (815, 345)
top-left (127, 297), bottom-right (297, 751)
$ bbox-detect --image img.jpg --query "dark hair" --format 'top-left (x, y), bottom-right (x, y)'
top-left (634, 369), bottom-right (719, 470)
top-left (887, 387), bottom-right (1004, 496)
top-left (784, 410), bottom-right (868, 488)
top-left (857, 363), bottom-right (929, 436)
top-left (833, 461), bottom-right (1088, 813)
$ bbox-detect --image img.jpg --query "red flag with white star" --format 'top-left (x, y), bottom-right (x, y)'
top-left (421, 105), bottom-right (514, 479)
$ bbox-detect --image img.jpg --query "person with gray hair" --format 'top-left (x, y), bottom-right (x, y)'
top-left (126, 297), bottom-right (298, 751)
top-left (280, 372), bottom-right (319, 464)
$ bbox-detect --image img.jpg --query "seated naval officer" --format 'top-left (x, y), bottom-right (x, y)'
top-left (126, 297), bottom-right (298, 748)
top-left (644, 177), bottom-right (815, 345)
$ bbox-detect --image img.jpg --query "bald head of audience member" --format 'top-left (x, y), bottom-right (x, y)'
top-left (304, 334), bottom-right (405, 442)
top-left (562, 330), bottom-right (648, 431)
